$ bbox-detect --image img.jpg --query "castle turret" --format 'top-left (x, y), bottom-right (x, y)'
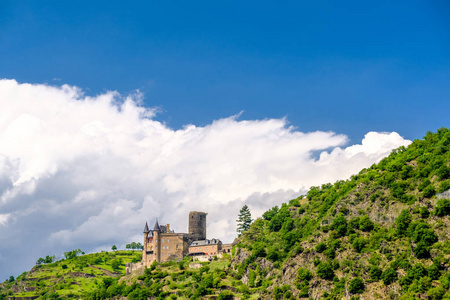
top-left (143, 222), bottom-right (150, 264)
top-left (189, 211), bottom-right (207, 241)
top-left (153, 219), bottom-right (161, 262)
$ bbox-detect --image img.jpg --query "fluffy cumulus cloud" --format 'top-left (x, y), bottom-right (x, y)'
top-left (0, 79), bottom-right (411, 279)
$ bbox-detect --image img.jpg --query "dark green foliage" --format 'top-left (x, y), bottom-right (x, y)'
top-left (381, 268), bottom-right (397, 285)
top-left (427, 263), bottom-right (440, 280)
top-left (395, 210), bottom-right (411, 236)
top-left (218, 290), bottom-right (234, 300)
top-left (352, 237), bottom-right (366, 253)
top-left (419, 206), bottom-right (430, 218)
top-left (63, 249), bottom-right (83, 260)
top-left (237, 205), bottom-right (252, 235)
top-left (332, 214), bottom-right (348, 237)
top-left (359, 216), bottom-right (374, 232)
top-left (423, 185), bottom-right (436, 198)
top-left (315, 242), bottom-right (327, 253)
top-left (125, 242), bottom-right (144, 250)
top-left (413, 241), bottom-right (431, 259)
top-left (435, 199), bottom-right (450, 217)
top-left (251, 242), bottom-right (266, 258)
top-left (369, 265), bottom-right (382, 281)
top-left (316, 262), bottom-right (334, 280)
top-left (410, 222), bottom-right (438, 246)
top-left (348, 277), bottom-right (364, 294)
top-left (268, 205), bottom-right (291, 232)
top-left (297, 267), bottom-right (313, 282)
top-left (266, 247), bottom-right (281, 262)
top-left (262, 206), bottom-right (279, 221)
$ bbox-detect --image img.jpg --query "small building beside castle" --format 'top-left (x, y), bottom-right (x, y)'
top-left (188, 239), bottom-right (222, 256)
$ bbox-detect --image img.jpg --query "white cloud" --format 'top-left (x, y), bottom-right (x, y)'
top-left (0, 79), bottom-right (411, 279)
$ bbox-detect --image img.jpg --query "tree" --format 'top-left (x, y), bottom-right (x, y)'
top-left (236, 205), bottom-right (252, 235)
top-left (349, 277), bottom-right (365, 294)
top-left (381, 268), bottom-right (397, 285)
top-left (111, 259), bottom-right (120, 271)
top-left (317, 262), bottom-right (334, 280)
top-left (36, 257), bottom-right (45, 265)
top-left (112, 245), bottom-right (117, 251)
top-left (64, 249), bottom-right (83, 260)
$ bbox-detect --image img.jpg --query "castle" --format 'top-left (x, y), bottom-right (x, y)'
top-left (141, 211), bottom-right (232, 268)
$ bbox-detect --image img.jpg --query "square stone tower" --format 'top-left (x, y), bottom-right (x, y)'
top-left (188, 211), bottom-right (207, 241)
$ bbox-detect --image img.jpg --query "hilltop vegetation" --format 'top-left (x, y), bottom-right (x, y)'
top-left (1, 128), bottom-right (450, 300)
top-left (0, 250), bottom-right (141, 299)
top-left (233, 128), bottom-right (450, 299)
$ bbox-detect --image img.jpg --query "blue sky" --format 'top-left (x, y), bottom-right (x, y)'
top-left (1, 0), bottom-right (449, 142)
top-left (0, 1), bottom-right (449, 280)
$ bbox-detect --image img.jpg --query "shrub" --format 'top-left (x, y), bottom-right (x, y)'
top-left (349, 277), bottom-right (365, 294)
top-left (413, 241), bottom-right (430, 258)
top-left (352, 237), bottom-right (366, 253)
top-left (423, 185), bottom-right (436, 198)
top-left (315, 242), bottom-right (327, 253)
top-left (435, 198), bottom-right (450, 217)
top-left (217, 290), bottom-right (234, 300)
top-left (369, 265), bottom-right (382, 281)
top-left (427, 286), bottom-right (446, 300)
top-left (359, 216), bottom-right (374, 232)
top-left (332, 214), bottom-right (348, 237)
top-left (316, 262), bottom-right (334, 280)
top-left (395, 210), bottom-right (411, 236)
top-left (428, 263), bottom-right (440, 280)
top-left (381, 267), bottom-right (397, 285)
top-left (297, 268), bottom-right (313, 282)
top-left (419, 206), bottom-right (430, 218)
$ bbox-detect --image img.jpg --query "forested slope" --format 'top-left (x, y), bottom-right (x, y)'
top-left (233, 128), bottom-right (450, 299)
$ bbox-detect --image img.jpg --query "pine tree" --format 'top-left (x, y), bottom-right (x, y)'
top-left (237, 205), bottom-right (252, 235)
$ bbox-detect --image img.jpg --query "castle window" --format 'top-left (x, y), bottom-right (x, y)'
top-left (162, 246), bottom-right (165, 249)
top-left (162, 239), bottom-right (164, 242)
top-left (167, 239), bottom-right (169, 242)
top-left (167, 246), bottom-right (169, 250)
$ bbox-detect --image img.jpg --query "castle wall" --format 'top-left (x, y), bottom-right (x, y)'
top-left (188, 211), bottom-right (207, 240)
top-left (159, 233), bottom-right (189, 262)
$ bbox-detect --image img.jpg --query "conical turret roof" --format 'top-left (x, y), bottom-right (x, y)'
top-left (153, 219), bottom-right (160, 231)
top-left (143, 222), bottom-right (150, 233)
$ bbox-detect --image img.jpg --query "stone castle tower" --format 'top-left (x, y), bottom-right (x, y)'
top-left (188, 211), bottom-right (207, 241)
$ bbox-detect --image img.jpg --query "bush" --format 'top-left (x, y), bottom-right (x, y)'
top-left (316, 262), bottom-right (334, 280)
top-left (395, 210), bottom-right (411, 236)
top-left (297, 268), bottom-right (313, 282)
top-left (427, 286), bottom-right (445, 300)
top-left (332, 214), bottom-right (348, 237)
top-left (369, 265), bottom-right (382, 281)
top-left (352, 237), bottom-right (366, 253)
top-left (435, 198), bottom-right (450, 217)
top-left (413, 241), bottom-right (430, 258)
top-left (359, 216), bottom-right (374, 232)
top-left (423, 185), bottom-right (436, 198)
top-left (349, 277), bottom-right (365, 294)
top-left (381, 268), bottom-right (397, 285)
top-left (315, 242), bottom-right (327, 253)
top-left (218, 290), bottom-right (234, 300)
top-left (420, 206), bottom-right (430, 218)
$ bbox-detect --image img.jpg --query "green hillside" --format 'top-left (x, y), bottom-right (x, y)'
top-left (0, 250), bottom-right (141, 299)
top-left (234, 128), bottom-right (450, 299)
top-left (2, 128), bottom-right (450, 300)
